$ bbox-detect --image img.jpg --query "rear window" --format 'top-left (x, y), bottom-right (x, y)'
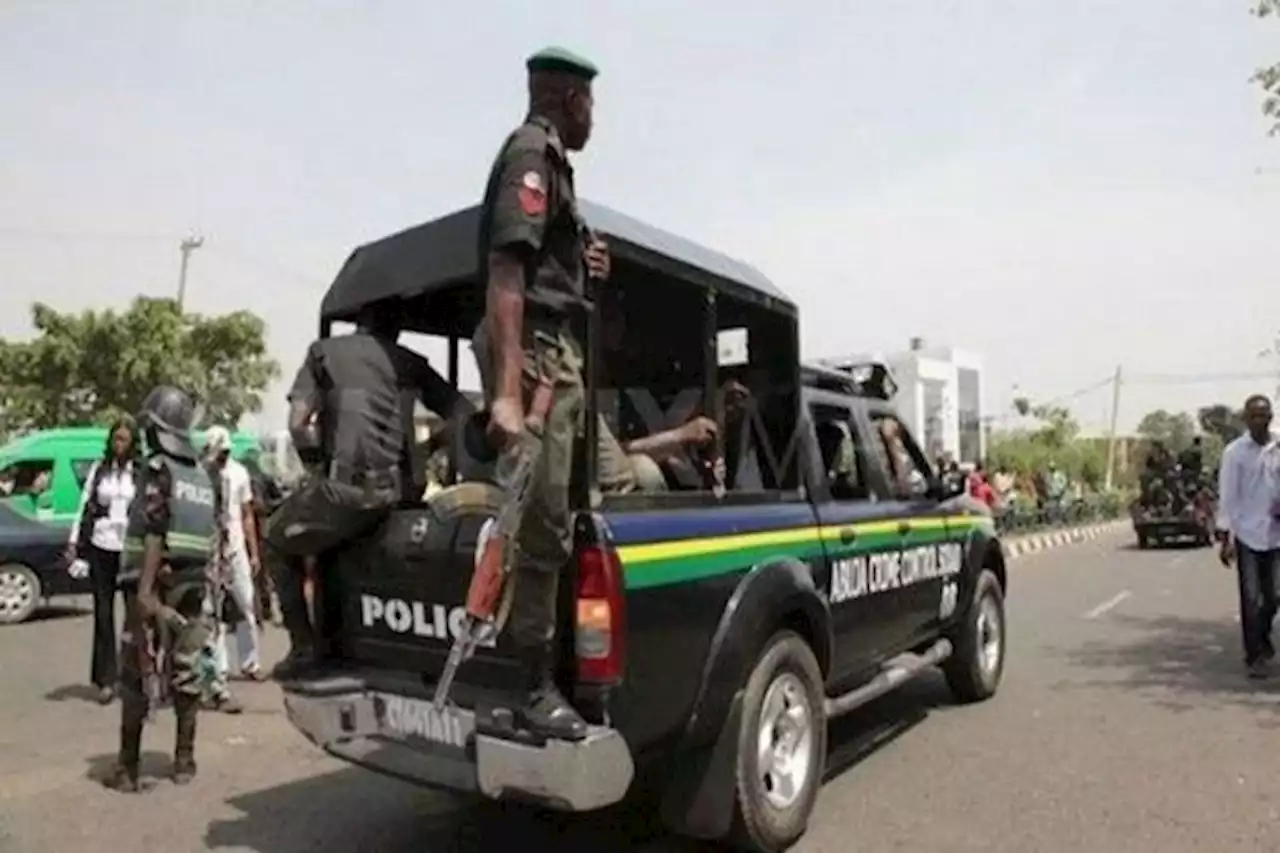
top-left (72, 459), bottom-right (97, 488)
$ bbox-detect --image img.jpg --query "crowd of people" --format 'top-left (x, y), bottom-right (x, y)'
top-left (947, 454), bottom-right (1087, 527)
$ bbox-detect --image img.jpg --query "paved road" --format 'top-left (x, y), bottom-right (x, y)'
top-left (3, 532), bottom-right (1279, 853)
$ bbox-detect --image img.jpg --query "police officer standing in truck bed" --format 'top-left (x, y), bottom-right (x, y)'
top-left (265, 300), bottom-right (463, 679)
top-left (469, 46), bottom-right (609, 741)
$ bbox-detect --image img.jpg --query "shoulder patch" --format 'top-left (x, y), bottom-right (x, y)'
top-left (148, 455), bottom-right (166, 472)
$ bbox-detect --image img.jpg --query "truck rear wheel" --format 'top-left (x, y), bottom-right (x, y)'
top-left (729, 631), bottom-right (826, 853)
top-left (943, 569), bottom-right (1005, 704)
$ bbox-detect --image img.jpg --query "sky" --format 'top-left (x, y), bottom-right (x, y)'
top-left (1, 0), bottom-right (1277, 437)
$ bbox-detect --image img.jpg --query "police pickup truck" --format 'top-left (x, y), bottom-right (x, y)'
top-left (281, 202), bottom-right (1008, 853)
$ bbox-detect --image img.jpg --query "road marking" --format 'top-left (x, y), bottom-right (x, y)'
top-left (1084, 590), bottom-right (1132, 619)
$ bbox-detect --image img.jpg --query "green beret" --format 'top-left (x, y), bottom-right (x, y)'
top-left (526, 46), bottom-right (598, 81)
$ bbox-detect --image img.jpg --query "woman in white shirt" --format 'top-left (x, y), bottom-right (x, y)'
top-left (66, 420), bottom-right (138, 705)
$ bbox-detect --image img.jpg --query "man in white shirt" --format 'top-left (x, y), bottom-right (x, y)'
top-left (1216, 394), bottom-right (1280, 678)
top-left (204, 427), bottom-right (264, 684)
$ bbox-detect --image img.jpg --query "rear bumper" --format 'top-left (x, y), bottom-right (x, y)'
top-left (282, 674), bottom-right (635, 812)
top-left (1133, 519), bottom-right (1207, 538)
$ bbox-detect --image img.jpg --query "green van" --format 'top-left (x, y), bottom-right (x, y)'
top-left (0, 426), bottom-right (260, 528)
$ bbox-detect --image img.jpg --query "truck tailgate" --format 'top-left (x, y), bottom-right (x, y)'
top-left (327, 503), bottom-right (528, 696)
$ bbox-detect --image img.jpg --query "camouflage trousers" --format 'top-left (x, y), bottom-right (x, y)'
top-left (117, 585), bottom-right (216, 770)
top-left (472, 318), bottom-right (585, 651)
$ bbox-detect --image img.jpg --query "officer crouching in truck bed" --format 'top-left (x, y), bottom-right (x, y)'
top-left (264, 300), bottom-right (465, 679)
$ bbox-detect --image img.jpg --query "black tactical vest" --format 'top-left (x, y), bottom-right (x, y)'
top-left (119, 453), bottom-right (217, 590)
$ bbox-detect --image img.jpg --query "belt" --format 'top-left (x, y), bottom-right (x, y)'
top-left (328, 463), bottom-right (400, 492)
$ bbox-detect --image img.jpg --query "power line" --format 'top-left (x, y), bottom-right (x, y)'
top-left (1036, 376), bottom-right (1114, 407)
top-left (0, 227), bottom-right (180, 243)
top-left (1126, 371), bottom-right (1275, 384)
top-left (202, 246), bottom-right (326, 289)
top-left (0, 225), bottom-right (326, 290)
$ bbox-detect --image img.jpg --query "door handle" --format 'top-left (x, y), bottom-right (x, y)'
top-left (839, 527), bottom-right (857, 545)
top-left (898, 521), bottom-right (912, 536)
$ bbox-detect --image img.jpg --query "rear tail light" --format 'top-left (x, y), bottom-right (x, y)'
top-left (575, 544), bottom-right (626, 685)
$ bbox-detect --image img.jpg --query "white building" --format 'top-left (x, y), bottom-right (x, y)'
top-left (816, 338), bottom-right (986, 465)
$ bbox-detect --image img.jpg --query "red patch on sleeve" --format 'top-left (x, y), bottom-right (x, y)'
top-left (517, 186), bottom-right (547, 216)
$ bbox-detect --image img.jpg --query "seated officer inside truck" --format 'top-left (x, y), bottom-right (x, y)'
top-left (471, 314), bottom-right (718, 494)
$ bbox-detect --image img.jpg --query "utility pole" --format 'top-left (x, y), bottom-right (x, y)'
top-left (176, 235), bottom-right (204, 311)
top-left (1104, 364), bottom-right (1123, 491)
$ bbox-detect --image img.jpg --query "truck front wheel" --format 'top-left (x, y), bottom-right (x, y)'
top-left (729, 631), bottom-right (826, 853)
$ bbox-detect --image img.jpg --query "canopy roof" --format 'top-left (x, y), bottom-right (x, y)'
top-left (318, 200), bottom-right (794, 336)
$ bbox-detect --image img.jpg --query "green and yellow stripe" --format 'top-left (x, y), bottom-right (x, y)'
top-left (618, 514), bottom-right (988, 590)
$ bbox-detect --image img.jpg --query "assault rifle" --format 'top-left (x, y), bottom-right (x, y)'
top-left (432, 378), bottom-right (554, 711)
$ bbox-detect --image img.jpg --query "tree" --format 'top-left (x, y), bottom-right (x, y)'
top-left (1135, 409), bottom-right (1197, 450)
top-left (987, 403), bottom-right (1110, 489)
top-left (1197, 403), bottom-right (1245, 445)
top-left (1254, 0), bottom-right (1280, 136)
top-left (0, 297), bottom-right (279, 438)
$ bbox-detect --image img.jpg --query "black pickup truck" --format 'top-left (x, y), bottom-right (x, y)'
top-left (281, 202), bottom-right (1008, 852)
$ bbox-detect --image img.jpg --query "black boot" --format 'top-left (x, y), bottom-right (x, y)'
top-left (517, 645), bottom-right (589, 742)
top-left (271, 555), bottom-right (320, 681)
top-left (271, 645), bottom-right (319, 681)
top-left (172, 694), bottom-right (198, 784)
top-left (107, 723), bottom-right (144, 793)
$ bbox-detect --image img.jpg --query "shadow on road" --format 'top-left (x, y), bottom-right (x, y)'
top-left (44, 684), bottom-right (105, 704)
top-left (205, 767), bottom-right (695, 853)
top-left (204, 675), bottom-right (959, 852)
top-left (1055, 613), bottom-right (1280, 721)
top-left (29, 603), bottom-right (91, 622)
top-left (1114, 541), bottom-right (1212, 553)
top-left (84, 749), bottom-right (175, 786)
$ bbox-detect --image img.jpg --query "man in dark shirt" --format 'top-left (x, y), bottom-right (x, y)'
top-left (264, 301), bottom-right (462, 678)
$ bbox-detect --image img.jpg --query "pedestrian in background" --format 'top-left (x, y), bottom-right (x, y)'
top-left (203, 426), bottom-right (264, 684)
top-left (1216, 394), bottom-right (1280, 679)
top-left (968, 461), bottom-right (997, 510)
top-left (66, 418), bottom-right (138, 704)
top-left (241, 449), bottom-right (280, 624)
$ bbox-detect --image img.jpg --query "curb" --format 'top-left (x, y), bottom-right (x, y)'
top-left (1002, 519), bottom-right (1128, 561)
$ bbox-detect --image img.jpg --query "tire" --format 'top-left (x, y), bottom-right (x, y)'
top-left (0, 563), bottom-right (42, 625)
top-left (942, 569), bottom-right (1005, 704)
top-left (728, 631), bottom-right (827, 853)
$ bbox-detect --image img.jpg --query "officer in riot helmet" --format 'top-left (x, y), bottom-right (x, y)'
top-left (107, 385), bottom-right (227, 793)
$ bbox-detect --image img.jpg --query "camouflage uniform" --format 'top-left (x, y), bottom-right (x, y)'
top-left (111, 450), bottom-right (218, 791)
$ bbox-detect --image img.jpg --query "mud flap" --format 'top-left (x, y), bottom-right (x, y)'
top-left (660, 689), bottom-right (745, 840)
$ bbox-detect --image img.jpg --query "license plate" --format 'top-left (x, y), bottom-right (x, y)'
top-left (376, 693), bottom-right (475, 751)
